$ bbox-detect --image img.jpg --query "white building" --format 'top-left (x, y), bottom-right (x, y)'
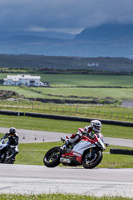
top-left (3, 74), bottom-right (46, 87)
top-left (88, 62), bottom-right (99, 67)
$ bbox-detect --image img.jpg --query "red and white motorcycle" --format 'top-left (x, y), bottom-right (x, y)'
top-left (43, 134), bottom-right (108, 169)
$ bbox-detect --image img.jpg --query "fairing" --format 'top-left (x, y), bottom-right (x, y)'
top-left (61, 138), bottom-right (97, 164)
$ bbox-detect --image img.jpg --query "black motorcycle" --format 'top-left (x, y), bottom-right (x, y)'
top-left (0, 139), bottom-right (16, 164)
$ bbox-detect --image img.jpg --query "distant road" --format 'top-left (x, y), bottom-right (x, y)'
top-left (0, 127), bottom-right (133, 147)
top-left (121, 100), bottom-right (133, 108)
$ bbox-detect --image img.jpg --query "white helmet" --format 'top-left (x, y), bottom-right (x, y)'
top-left (90, 120), bottom-right (102, 133)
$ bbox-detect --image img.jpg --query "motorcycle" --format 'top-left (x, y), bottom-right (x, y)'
top-left (0, 139), bottom-right (16, 164)
top-left (43, 134), bottom-right (108, 169)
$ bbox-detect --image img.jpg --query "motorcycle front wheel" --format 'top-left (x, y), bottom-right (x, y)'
top-left (82, 150), bottom-right (103, 169)
top-left (0, 153), bottom-right (6, 163)
top-left (43, 146), bottom-right (61, 167)
top-left (4, 150), bottom-right (15, 164)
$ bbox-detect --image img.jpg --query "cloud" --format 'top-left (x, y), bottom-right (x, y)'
top-left (0, 0), bottom-right (133, 34)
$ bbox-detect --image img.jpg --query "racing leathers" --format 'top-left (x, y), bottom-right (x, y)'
top-left (64, 125), bottom-right (104, 148)
top-left (1, 132), bottom-right (19, 160)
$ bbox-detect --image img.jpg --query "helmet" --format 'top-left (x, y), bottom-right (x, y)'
top-left (90, 120), bottom-right (102, 133)
top-left (9, 127), bottom-right (16, 136)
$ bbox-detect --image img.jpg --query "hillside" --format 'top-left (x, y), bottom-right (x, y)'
top-left (1, 23), bottom-right (133, 58)
top-left (74, 24), bottom-right (133, 40)
top-left (0, 54), bottom-right (133, 73)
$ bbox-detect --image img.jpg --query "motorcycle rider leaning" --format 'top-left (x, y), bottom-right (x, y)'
top-left (63, 120), bottom-right (104, 149)
top-left (1, 127), bottom-right (19, 161)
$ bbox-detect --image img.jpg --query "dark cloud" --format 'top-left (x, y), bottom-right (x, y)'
top-left (0, 0), bottom-right (133, 34)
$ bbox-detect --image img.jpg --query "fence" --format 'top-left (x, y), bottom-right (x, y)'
top-left (0, 110), bottom-right (133, 127)
top-left (0, 100), bottom-right (133, 121)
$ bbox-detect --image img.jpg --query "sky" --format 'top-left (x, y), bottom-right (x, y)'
top-left (1, 0), bottom-right (133, 35)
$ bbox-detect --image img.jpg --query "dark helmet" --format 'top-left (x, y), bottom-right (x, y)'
top-left (9, 127), bottom-right (16, 135)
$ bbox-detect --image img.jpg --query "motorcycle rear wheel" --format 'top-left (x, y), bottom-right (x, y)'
top-left (82, 150), bottom-right (103, 169)
top-left (43, 146), bottom-right (61, 167)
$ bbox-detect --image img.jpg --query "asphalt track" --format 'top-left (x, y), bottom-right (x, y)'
top-left (0, 164), bottom-right (133, 198)
top-left (0, 127), bottom-right (133, 198)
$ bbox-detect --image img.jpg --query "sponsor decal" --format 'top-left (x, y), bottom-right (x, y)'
top-left (72, 151), bottom-right (82, 157)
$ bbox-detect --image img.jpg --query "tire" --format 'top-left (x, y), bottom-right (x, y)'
top-left (4, 158), bottom-right (14, 164)
top-left (0, 153), bottom-right (6, 163)
top-left (43, 146), bottom-right (61, 167)
top-left (82, 150), bottom-right (103, 169)
top-left (3, 150), bottom-right (15, 164)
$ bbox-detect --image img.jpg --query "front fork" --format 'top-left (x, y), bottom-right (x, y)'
top-left (89, 148), bottom-right (97, 158)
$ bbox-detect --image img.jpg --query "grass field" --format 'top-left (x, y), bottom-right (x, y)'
top-left (40, 74), bottom-right (133, 87)
top-left (1, 85), bottom-right (133, 100)
top-left (28, 87), bottom-right (133, 100)
top-left (1, 74), bottom-right (133, 100)
top-left (1, 74), bottom-right (133, 98)
top-left (0, 73), bottom-right (133, 122)
top-left (1, 73), bottom-right (133, 86)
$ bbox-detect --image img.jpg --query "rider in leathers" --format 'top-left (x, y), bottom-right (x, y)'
top-left (63, 120), bottom-right (104, 149)
top-left (1, 127), bottom-right (19, 161)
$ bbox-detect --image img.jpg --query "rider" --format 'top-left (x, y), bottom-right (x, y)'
top-left (1, 127), bottom-right (19, 161)
top-left (63, 120), bottom-right (104, 149)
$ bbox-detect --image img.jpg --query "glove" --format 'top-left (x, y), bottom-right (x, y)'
top-left (61, 137), bottom-right (65, 142)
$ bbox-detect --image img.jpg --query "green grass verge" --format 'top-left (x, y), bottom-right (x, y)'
top-left (0, 193), bottom-right (132, 200)
top-left (0, 115), bottom-right (133, 139)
